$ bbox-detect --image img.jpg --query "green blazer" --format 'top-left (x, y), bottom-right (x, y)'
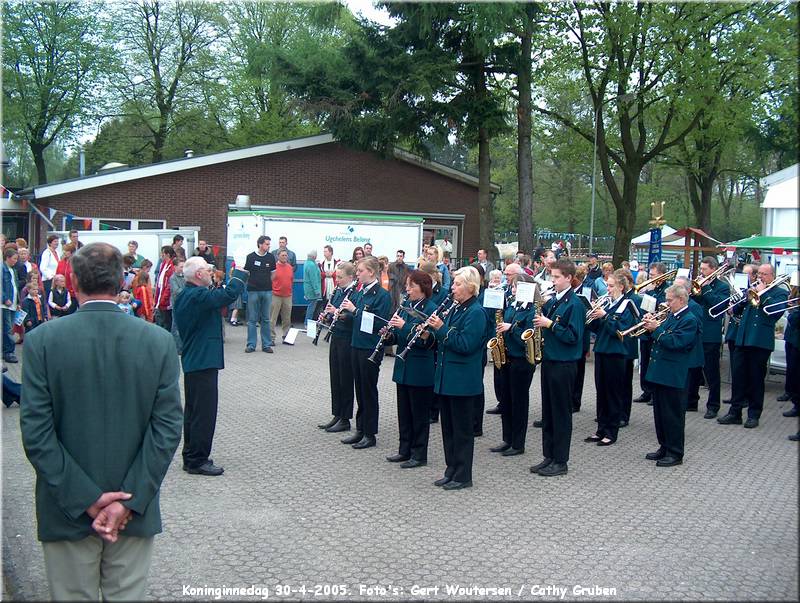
top-left (735, 285), bottom-right (788, 350)
top-left (645, 306), bottom-right (701, 389)
top-left (391, 298), bottom-right (437, 387)
top-left (433, 296), bottom-right (488, 396)
top-left (21, 303), bottom-right (182, 542)
top-left (693, 278), bottom-right (728, 343)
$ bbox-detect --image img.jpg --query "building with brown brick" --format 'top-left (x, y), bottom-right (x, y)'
top-left (22, 134), bottom-right (498, 262)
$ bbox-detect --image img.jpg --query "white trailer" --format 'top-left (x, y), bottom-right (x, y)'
top-left (226, 208), bottom-right (423, 267)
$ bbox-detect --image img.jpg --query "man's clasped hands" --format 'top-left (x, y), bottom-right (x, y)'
top-left (86, 491), bottom-right (133, 543)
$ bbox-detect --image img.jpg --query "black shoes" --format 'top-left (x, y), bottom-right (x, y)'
top-left (341, 431), bottom-right (363, 444)
top-left (473, 431), bottom-right (483, 437)
top-left (529, 458), bottom-right (552, 473)
top-left (262, 347), bottom-right (274, 354)
top-left (3, 354), bottom-right (18, 364)
top-left (597, 439), bottom-right (615, 447)
top-left (584, 435), bottom-right (601, 443)
top-left (352, 436), bottom-right (376, 449)
top-left (442, 480), bottom-right (472, 490)
top-left (686, 406), bottom-right (698, 412)
top-left (318, 417), bottom-right (338, 430)
top-left (386, 453), bottom-right (410, 462)
top-left (783, 407), bottom-right (799, 418)
top-left (490, 443), bottom-right (510, 453)
top-left (789, 433), bottom-right (800, 442)
top-left (537, 462), bottom-right (568, 477)
top-left (486, 405), bottom-right (501, 415)
top-left (400, 459), bottom-right (426, 468)
top-left (571, 407), bottom-right (581, 413)
top-left (656, 456), bottom-right (682, 467)
top-left (501, 448), bottom-right (524, 456)
top-left (717, 414), bottom-right (742, 425)
top-left (777, 392), bottom-right (791, 402)
top-left (184, 461), bottom-right (224, 476)
top-left (633, 393), bottom-right (651, 403)
top-left (704, 410), bottom-right (718, 419)
top-left (434, 476), bottom-right (452, 487)
top-left (533, 420), bottom-right (543, 428)
top-left (645, 450), bottom-right (665, 461)
top-left (326, 419), bottom-right (350, 433)
top-left (743, 418), bottom-right (759, 429)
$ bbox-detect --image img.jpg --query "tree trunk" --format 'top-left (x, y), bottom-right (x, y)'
top-left (152, 117), bottom-right (168, 163)
top-left (30, 141), bottom-right (48, 185)
top-left (611, 170), bottom-right (639, 266)
top-left (516, 10), bottom-right (534, 255)
top-left (477, 125), bottom-right (495, 261)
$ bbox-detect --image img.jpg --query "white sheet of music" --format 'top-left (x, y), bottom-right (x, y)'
top-left (677, 268), bottom-right (691, 278)
top-left (483, 288), bottom-right (504, 309)
top-left (515, 282), bottom-right (535, 304)
top-left (284, 328), bottom-right (299, 345)
top-left (640, 294), bottom-right (657, 313)
top-left (361, 311), bottom-right (375, 333)
top-left (306, 320), bottom-right (317, 339)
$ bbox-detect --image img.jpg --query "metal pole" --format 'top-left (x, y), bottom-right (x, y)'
top-left (589, 107), bottom-right (598, 254)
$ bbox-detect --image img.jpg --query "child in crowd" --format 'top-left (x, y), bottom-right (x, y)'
top-left (488, 269), bottom-right (503, 288)
top-left (47, 274), bottom-right (72, 318)
top-left (122, 254), bottom-right (137, 291)
top-left (21, 281), bottom-right (48, 331)
top-left (117, 291), bottom-right (134, 315)
top-left (131, 260), bottom-right (154, 321)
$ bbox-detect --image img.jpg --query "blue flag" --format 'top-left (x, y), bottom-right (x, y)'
top-left (647, 228), bottom-right (662, 264)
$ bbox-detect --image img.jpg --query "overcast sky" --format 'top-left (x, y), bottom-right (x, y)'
top-left (344, 0), bottom-right (395, 26)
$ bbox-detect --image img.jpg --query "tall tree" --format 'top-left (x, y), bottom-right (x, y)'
top-left (113, 0), bottom-right (223, 163)
top-left (2, 1), bottom-right (108, 184)
top-left (536, 2), bottom-right (714, 265)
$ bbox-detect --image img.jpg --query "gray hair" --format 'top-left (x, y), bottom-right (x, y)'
top-left (183, 256), bottom-right (209, 283)
top-left (71, 243), bottom-right (123, 296)
top-left (307, 249), bottom-right (317, 259)
top-left (666, 283), bottom-right (689, 303)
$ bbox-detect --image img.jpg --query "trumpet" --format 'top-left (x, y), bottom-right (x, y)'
top-left (616, 304), bottom-right (670, 340)
top-left (585, 294), bottom-right (612, 324)
top-left (634, 269), bottom-right (678, 294)
top-left (761, 296), bottom-right (799, 316)
top-left (691, 262), bottom-right (731, 296)
top-left (747, 273), bottom-right (792, 307)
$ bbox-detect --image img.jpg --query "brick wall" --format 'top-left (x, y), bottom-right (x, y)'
top-left (36, 143), bottom-right (480, 258)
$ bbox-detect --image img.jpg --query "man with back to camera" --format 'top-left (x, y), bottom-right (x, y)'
top-left (21, 242), bottom-right (182, 599)
top-left (174, 256), bottom-right (248, 476)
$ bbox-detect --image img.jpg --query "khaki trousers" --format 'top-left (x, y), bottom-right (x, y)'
top-left (270, 294), bottom-right (293, 341)
top-left (42, 534), bottom-right (154, 601)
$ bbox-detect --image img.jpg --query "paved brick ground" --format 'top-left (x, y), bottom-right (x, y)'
top-left (3, 324), bottom-right (798, 601)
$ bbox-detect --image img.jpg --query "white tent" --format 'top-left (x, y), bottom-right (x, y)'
top-left (630, 225), bottom-right (678, 245)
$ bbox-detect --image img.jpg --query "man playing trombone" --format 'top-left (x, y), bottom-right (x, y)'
top-left (687, 257), bottom-right (731, 419)
top-left (718, 263), bottom-right (788, 429)
top-left (642, 285), bottom-right (701, 467)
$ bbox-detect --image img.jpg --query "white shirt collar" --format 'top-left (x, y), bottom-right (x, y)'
top-left (362, 280), bottom-right (377, 293)
top-left (673, 304), bottom-right (688, 317)
top-left (555, 288), bottom-right (569, 301)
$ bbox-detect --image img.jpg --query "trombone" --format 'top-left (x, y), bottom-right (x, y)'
top-left (747, 273), bottom-right (792, 307)
top-left (690, 262), bottom-right (731, 296)
top-left (762, 296), bottom-right (799, 316)
top-left (634, 269), bottom-right (678, 294)
top-left (616, 304), bottom-right (670, 340)
top-left (707, 276), bottom-right (758, 319)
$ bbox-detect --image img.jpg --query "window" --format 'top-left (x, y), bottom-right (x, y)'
top-left (61, 217), bottom-right (166, 231)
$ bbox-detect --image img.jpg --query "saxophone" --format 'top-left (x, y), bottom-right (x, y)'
top-left (521, 284), bottom-right (545, 365)
top-left (487, 309), bottom-right (507, 366)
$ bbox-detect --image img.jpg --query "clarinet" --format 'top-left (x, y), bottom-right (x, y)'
top-left (367, 293), bottom-right (410, 365)
top-left (322, 284), bottom-right (355, 344)
top-left (397, 294), bottom-right (455, 361)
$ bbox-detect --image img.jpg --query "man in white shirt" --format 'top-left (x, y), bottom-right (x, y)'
top-left (319, 245), bottom-right (338, 302)
top-left (477, 249), bottom-right (494, 285)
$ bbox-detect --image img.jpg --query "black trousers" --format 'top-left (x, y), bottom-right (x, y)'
top-left (473, 358), bottom-right (487, 434)
top-left (594, 353), bottom-right (625, 441)
top-left (572, 354), bottom-right (586, 411)
top-left (183, 368), bottom-right (219, 469)
top-left (430, 350), bottom-right (441, 421)
top-left (156, 308), bottom-right (172, 332)
top-left (687, 342), bottom-right (722, 412)
top-left (499, 356), bottom-right (535, 450)
top-left (439, 394), bottom-right (476, 482)
top-left (730, 346), bottom-right (772, 420)
top-left (652, 383), bottom-right (687, 459)
top-left (329, 336), bottom-right (354, 419)
top-left (541, 360), bottom-right (577, 464)
top-left (396, 384), bottom-right (432, 461)
top-left (622, 359), bottom-right (634, 422)
top-left (639, 339), bottom-right (653, 394)
top-left (786, 341), bottom-right (799, 405)
top-left (351, 347), bottom-right (380, 436)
